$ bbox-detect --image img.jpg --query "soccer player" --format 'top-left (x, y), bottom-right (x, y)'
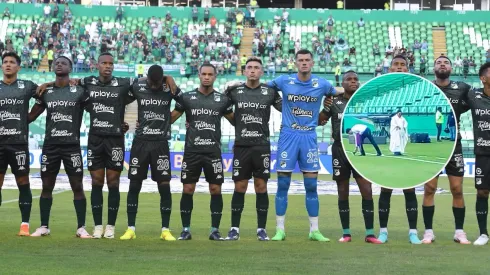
top-left (119, 65), bottom-right (178, 241)
top-left (422, 56), bottom-right (472, 244)
top-left (37, 53), bottom-right (134, 239)
top-left (172, 63), bottom-right (234, 241)
top-left (267, 49), bottom-right (342, 241)
top-left (376, 55), bottom-right (421, 244)
top-left (319, 70), bottom-right (381, 244)
top-left (224, 57), bottom-right (282, 241)
top-left (28, 56), bottom-right (91, 238)
top-left (0, 52), bottom-right (37, 236)
top-left (466, 62), bottom-right (490, 245)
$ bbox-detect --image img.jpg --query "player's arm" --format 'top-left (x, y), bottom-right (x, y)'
top-left (272, 90), bottom-right (282, 112)
top-left (171, 97), bottom-right (186, 124)
top-left (36, 79), bottom-right (81, 97)
top-left (171, 109), bottom-right (184, 124)
top-left (265, 75), bottom-right (284, 92)
top-left (319, 108), bottom-right (331, 126)
top-left (458, 84), bottom-right (473, 112)
top-left (224, 112), bottom-right (235, 126)
top-left (28, 99), bottom-right (45, 123)
top-left (223, 97), bottom-right (235, 126)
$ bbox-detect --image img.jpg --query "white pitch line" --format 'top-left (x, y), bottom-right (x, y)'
top-left (353, 152), bottom-right (446, 165)
top-left (2, 190), bottom-right (70, 204)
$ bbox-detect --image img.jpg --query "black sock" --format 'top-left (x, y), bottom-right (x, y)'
top-left (158, 184), bottom-right (172, 228)
top-left (231, 191), bottom-right (245, 228)
top-left (362, 198), bottom-right (374, 231)
top-left (453, 207), bottom-right (465, 230)
top-left (404, 191), bottom-right (418, 230)
top-left (476, 197), bottom-right (488, 236)
top-left (256, 192), bottom-right (269, 229)
top-left (0, 189), bottom-right (2, 206)
top-left (91, 185), bottom-right (103, 226)
top-left (423, 205), bottom-right (435, 230)
top-left (338, 200), bottom-right (350, 231)
top-left (73, 199), bottom-right (87, 229)
top-left (210, 194), bottom-right (223, 229)
top-left (18, 184), bottom-right (32, 223)
top-left (39, 197), bottom-right (53, 227)
top-left (180, 193), bottom-right (194, 228)
top-left (127, 180), bottom-right (142, 227)
top-left (379, 190), bottom-right (391, 228)
top-left (107, 187), bottom-right (120, 226)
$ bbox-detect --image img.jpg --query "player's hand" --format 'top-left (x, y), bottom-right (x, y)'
top-left (320, 119), bottom-right (328, 126)
top-left (122, 122), bottom-right (129, 133)
top-left (224, 80), bottom-right (244, 94)
top-left (36, 83), bottom-right (50, 97)
top-left (164, 75), bottom-right (178, 95)
top-left (70, 78), bottom-right (80, 86)
top-left (323, 96), bottom-right (333, 108)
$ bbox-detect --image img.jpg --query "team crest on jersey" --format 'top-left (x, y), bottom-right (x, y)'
top-left (312, 79), bottom-right (319, 88)
top-left (111, 78), bottom-right (119, 86)
top-left (70, 86), bottom-right (77, 93)
top-left (261, 87), bottom-right (268, 95)
top-left (451, 82), bottom-right (458, 89)
top-left (91, 78), bottom-right (98, 85)
top-left (18, 81), bottom-right (25, 89)
top-left (214, 94), bottom-right (221, 102)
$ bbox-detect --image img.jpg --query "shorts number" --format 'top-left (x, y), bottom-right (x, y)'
top-left (16, 154), bottom-right (26, 166)
top-left (71, 156), bottom-right (82, 167)
top-left (157, 159), bottom-right (169, 171)
top-left (112, 149), bottom-right (123, 161)
top-left (307, 151), bottom-right (318, 164)
top-left (212, 162), bottom-right (223, 174)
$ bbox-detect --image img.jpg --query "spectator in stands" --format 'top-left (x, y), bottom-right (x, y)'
top-left (47, 45), bottom-right (54, 72)
top-left (462, 57), bottom-right (469, 79)
top-left (385, 44), bottom-right (393, 55)
top-left (316, 18), bottom-right (324, 33)
top-left (294, 39), bottom-right (301, 54)
top-left (435, 107), bottom-right (444, 142)
top-left (342, 58), bottom-right (351, 70)
top-left (421, 39), bottom-right (428, 50)
top-left (334, 62), bottom-right (341, 86)
top-left (337, 0), bottom-right (344, 9)
top-left (250, 0), bottom-right (258, 7)
top-left (267, 59), bottom-right (275, 78)
top-left (192, 5), bottom-right (198, 22)
top-left (116, 3), bottom-right (124, 22)
top-left (52, 3), bottom-right (59, 18)
top-left (372, 43), bottom-right (380, 56)
top-left (287, 58), bottom-right (294, 73)
top-left (173, 23), bottom-right (179, 37)
top-left (412, 40), bottom-right (421, 51)
top-left (383, 55), bottom-right (390, 74)
top-left (282, 9), bottom-right (289, 23)
top-left (384, 1), bottom-right (390, 9)
top-left (227, 8), bottom-right (234, 23)
top-left (44, 4), bottom-right (51, 18)
top-left (0, 40), bottom-right (4, 54)
top-left (236, 10), bottom-right (244, 26)
top-left (250, 8), bottom-right (256, 27)
top-left (447, 112), bottom-right (455, 141)
top-left (454, 56), bottom-right (462, 75)
top-left (486, 49), bottom-right (490, 63)
top-left (357, 18), bottom-right (365, 28)
top-left (204, 7), bottom-right (210, 23)
top-left (326, 15), bottom-right (334, 32)
top-left (64, 3), bottom-right (72, 21)
top-left (469, 56), bottom-right (476, 72)
top-left (419, 55), bottom-right (426, 76)
top-left (408, 52), bottom-right (415, 73)
top-left (31, 45), bottom-right (40, 71)
top-left (240, 54), bottom-right (247, 73)
top-left (375, 63), bottom-right (382, 77)
top-left (244, 8), bottom-right (251, 26)
top-left (349, 46), bottom-right (356, 56)
top-left (3, 7), bottom-right (10, 19)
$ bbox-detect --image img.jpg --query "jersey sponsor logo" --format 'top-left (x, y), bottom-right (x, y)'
top-left (194, 136), bottom-right (216, 146)
top-left (237, 102), bottom-right (267, 109)
top-left (477, 121), bottom-right (490, 131)
top-left (0, 98), bottom-right (24, 106)
top-left (281, 151), bottom-right (287, 158)
top-left (195, 121), bottom-right (216, 131)
top-left (46, 100), bottom-right (76, 108)
top-left (450, 98), bottom-right (459, 104)
top-left (0, 111), bottom-right (20, 121)
top-left (475, 109), bottom-right (490, 116)
top-left (190, 108), bottom-right (220, 116)
top-left (92, 118), bottom-right (114, 128)
top-left (241, 128), bottom-right (263, 137)
top-left (50, 128), bottom-right (72, 137)
top-left (291, 107), bottom-right (313, 118)
top-left (291, 123), bottom-right (313, 131)
top-left (476, 167), bottom-right (482, 175)
top-left (287, 94), bottom-right (318, 103)
top-left (477, 137), bottom-right (490, 147)
top-left (90, 90), bottom-right (118, 98)
top-left (142, 126), bottom-right (163, 135)
top-left (241, 114), bottom-right (263, 124)
top-left (51, 112), bottom-right (73, 122)
top-left (92, 103), bottom-right (115, 114)
top-left (140, 98), bottom-right (170, 106)
top-left (143, 111), bottom-right (166, 121)
top-left (0, 126), bottom-right (21, 135)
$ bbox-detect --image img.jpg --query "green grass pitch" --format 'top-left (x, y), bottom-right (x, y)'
top-left (342, 138), bottom-right (455, 188)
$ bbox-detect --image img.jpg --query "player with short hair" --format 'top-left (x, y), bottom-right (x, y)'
top-left (464, 62), bottom-right (490, 245)
top-left (0, 52), bottom-right (38, 236)
top-left (37, 52), bottom-right (133, 239)
top-left (319, 70), bottom-right (382, 244)
top-left (119, 65), bottom-right (179, 241)
top-left (173, 63), bottom-right (234, 241)
top-left (267, 49), bottom-right (342, 241)
top-left (224, 57), bottom-right (282, 241)
top-left (28, 56), bottom-right (91, 238)
top-left (376, 55), bottom-right (422, 244)
top-left (422, 56), bottom-right (471, 244)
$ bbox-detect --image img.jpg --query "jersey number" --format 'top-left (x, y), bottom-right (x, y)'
top-left (212, 162), bottom-right (223, 174)
top-left (71, 156), bottom-right (82, 167)
top-left (157, 159), bottom-right (170, 171)
top-left (16, 154), bottom-right (26, 166)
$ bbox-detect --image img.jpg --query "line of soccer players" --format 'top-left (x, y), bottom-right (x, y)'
top-left (1, 50), bottom-right (490, 244)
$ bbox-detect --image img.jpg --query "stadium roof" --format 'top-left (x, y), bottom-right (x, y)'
top-left (350, 73), bottom-right (424, 104)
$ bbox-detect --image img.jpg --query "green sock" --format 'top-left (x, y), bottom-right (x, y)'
top-left (343, 228), bottom-right (351, 235)
top-left (366, 229), bottom-right (375, 236)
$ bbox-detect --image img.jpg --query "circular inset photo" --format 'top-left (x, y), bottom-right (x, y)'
top-left (340, 73), bottom-right (457, 189)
